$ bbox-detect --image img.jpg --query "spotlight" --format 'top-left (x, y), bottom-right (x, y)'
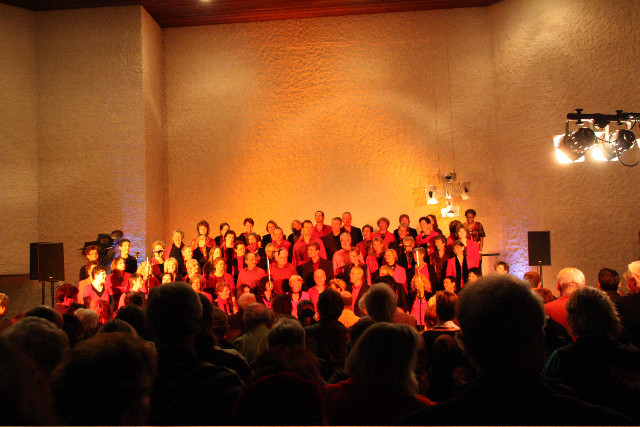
top-left (556, 127), bottom-right (595, 162)
top-left (591, 140), bottom-right (618, 161)
top-left (610, 129), bottom-right (636, 154)
top-left (460, 182), bottom-right (471, 200)
top-left (425, 185), bottom-right (438, 205)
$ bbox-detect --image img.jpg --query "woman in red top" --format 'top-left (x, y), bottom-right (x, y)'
top-left (136, 260), bottom-right (159, 294)
top-left (356, 225), bottom-right (374, 260)
top-left (106, 257), bottom-right (131, 302)
top-left (454, 224), bottom-right (480, 269)
top-left (205, 257), bottom-right (235, 298)
top-left (323, 322), bottom-right (434, 425)
top-left (190, 220), bottom-right (215, 250)
top-left (81, 265), bottom-right (114, 309)
top-left (365, 237), bottom-right (387, 277)
top-left (373, 217), bottom-right (395, 247)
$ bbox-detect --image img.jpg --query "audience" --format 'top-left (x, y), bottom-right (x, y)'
top-left (146, 282), bottom-right (244, 425)
top-left (400, 274), bottom-right (634, 425)
top-left (2, 316), bottom-right (69, 377)
top-left (323, 322), bottom-right (434, 425)
top-left (615, 261), bottom-right (640, 348)
top-left (545, 267), bottom-right (586, 333)
top-left (51, 332), bottom-right (155, 425)
top-left (3, 214), bottom-right (640, 426)
top-left (543, 286), bottom-right (640, 420)
top-left (233, 302), bottom-right (273, 363)
top-left (304, 288), bottom-right (348, 380)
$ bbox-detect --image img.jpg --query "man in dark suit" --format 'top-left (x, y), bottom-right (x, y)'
top-left (298, 242), bottom-right (334, 291)
top-left (346, 264), bottom-right (370, 317)
top-left (323, 217), bottom-right (343, 262)
top-left (340, 212), bottom-right (363, 245)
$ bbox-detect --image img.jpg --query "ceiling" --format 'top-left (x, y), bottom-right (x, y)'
top-left (3, 0), bottom-right (500, 27)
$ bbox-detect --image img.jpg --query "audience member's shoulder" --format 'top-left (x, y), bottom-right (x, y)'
top-left (398, 387), bottom-right (635, 426)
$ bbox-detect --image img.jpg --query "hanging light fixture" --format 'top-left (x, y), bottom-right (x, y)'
top-left (554, 109), bottom-right (640, 167)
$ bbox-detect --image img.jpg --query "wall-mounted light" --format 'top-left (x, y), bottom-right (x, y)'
top-left (554, 109), bottom-right (640, 167)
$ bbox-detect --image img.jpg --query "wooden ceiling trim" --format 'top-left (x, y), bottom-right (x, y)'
top-left (2, 0), bottom-right (501, 27)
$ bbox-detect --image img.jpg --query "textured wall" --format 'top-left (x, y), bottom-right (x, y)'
top-left (36, 6), bottom-right (147, 279)
top-left (2, 0), bottom-right (639, 293)
top-left (0, 4), bottom-right (38, 275)
top-left (163, 9), bottom-right (503, 257)
top-left (142, 8), bottom-right (166, 256)
top-left (488, 0), bottom-right (640, 287)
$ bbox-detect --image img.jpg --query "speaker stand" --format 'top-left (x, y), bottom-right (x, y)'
top-left (41, 281), bottom-right (56, 306)
top-left (537, 261), bottom-right (543, 286)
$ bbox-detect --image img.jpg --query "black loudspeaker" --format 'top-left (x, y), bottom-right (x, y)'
top-left (30, 243), bottom-right (65, 281)
top-left (528, 232), bottom-right (551, 266)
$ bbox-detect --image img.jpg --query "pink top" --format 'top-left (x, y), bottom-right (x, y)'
top-left (81, 282), bottom-right (113, 304)
top-left (356, 240), bottom-right (371, 260)
top-left (464, 239), bottom-right (480, 268)
top-left (292, 237), bottom-right (327, 268)
top-left (150, 258), bottom-right (164, 278)
top-left (446, 257), bottom-right (467, 289)
top-left (307, 286), bottom-right (326, 308)
top-left (206, 272), bottom-right (236, 293)
top-left (215, 295), bottom-right (233, 314)
top-left (273, 239), bottom-right (292, 252)
top-left (106, 272), bottom-right (131, 296)
top-left (391, 264), bottom-right (407, 293)
top-left (365, 254), bottom-right (384, 275)
top-left (416, 231), bottom-right (440, 254)
top-left (77, 278), bottom-right (91, 303)
top-left (270, 263), bottom-right (296, 294)
top-left (372, 231), bottom-right (395, 247)
top-left (144, 276), bottom-right (160, 293)
top-left (410, 297), bottom-right (429, 327)
top-left (311, 224), bottom-right (332, 240)
top-left (237, 267), bottom-right (266, 289)
top-left (290, 291), bottom-right (311, 317)
top-left (190, 236), bottom-right (215, 250)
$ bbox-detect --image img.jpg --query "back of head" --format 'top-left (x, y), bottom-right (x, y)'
top-left (237, 292), bottom-right (257, 311)
top-left (272, 294), bottom-right (293, 317)
top-left (98, 318), bottom-right (137, 336)
top-left (435, 291), bottom-right (458, 322)
top-left (456, 274), bottom-right (545, 371)
top-left (210, 306), bottom-right (229, 340)
top-left (0, 336), bottom-right (57, 425)
top-left (297, 300), bottom-right (316, 326)
top-left (566, 286), bottom-right (622, 341)
top-left (2, 316), bottom-right (69, 376)
top-left (25, 305), bottom-right (63, 329)
top-left (346, 322), bottom-right (420, 395)
top-left (316, 288), bottom-right (344, 321)
top-left (597, 268), bottom-right (620, 292)
top-left (556, 267), bottom-right (586, 294)
top-left (115, 305), bottom-right (146, 338)
top-left (268, 317), bottom-right (305, 348)
top-left (523, 271), bottom-right (541, 288)
top-left (74, 308), bottom-right (98, 335)
top-left (243, 303), bottom-right (273, 330)
top-left (146, 282), bottom-right (203, 346)
top-left (51, 333), bottom-right (156, 426)
top-left (364, 283), bottom-right (396, 322)
top-left (340, 291), bottom-right (353, 309)
top-left (55, 284), bottom-right (78, 304)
